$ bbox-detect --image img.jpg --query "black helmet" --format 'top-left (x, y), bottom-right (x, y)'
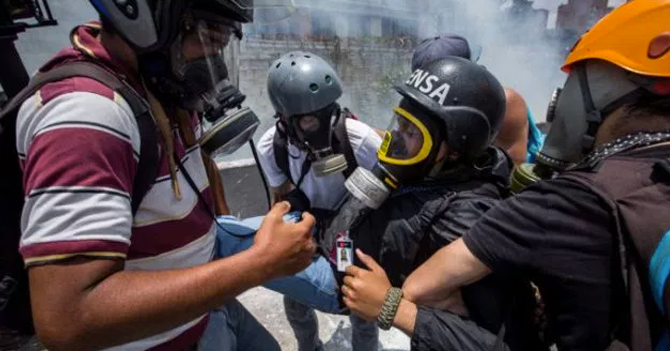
top-left (88, 0), bottom-right (267, 112)
top-left (394, 56), bottom-right (506, 160)
top-left (88, 0), bottom-right (252, 53)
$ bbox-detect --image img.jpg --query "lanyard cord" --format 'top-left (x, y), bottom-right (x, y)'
top-left (175, 153), bottom-right (252, 239)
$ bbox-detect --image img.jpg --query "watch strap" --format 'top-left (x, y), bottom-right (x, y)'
top-left (377, 287), bottom-right (403, 330)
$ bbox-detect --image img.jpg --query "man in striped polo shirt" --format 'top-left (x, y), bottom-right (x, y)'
top-left (15, 1), bottom-right (316, 350)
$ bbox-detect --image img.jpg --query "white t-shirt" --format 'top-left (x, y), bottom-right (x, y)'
top-left (257, 118), bottom-right (382, 211)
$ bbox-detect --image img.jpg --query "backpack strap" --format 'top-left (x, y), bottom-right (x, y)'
top-left (272, 111), bottom-right (359, 187)
top-left (342, 107), bottom-right (359, 121)
top-left (273, 120), bottom-right (312, 188)
top-left (272, 121), bottom-right (298, 186)
top-left (0, 60), bottom-right (159, 215)
top-left (332, 110), bottom-right (358, 179)
top-left (0, 60), bottom-right (158, 346)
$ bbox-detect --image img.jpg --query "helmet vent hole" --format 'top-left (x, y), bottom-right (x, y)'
top-left (305, 55), bottom-right (311, 58)
top-left (291, 61), bottom-right (296, 66)
top-left (310, 83), bottom-right (319, 93)
top-left (276, 63), bottom-right (281, 68)
top-left (648, 33), bottom-right (670, 59)
top-left (325, 75), bottom-right (332, 85)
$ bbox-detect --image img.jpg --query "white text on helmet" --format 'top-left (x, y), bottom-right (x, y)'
top-left (405, 69), bottom-right (451, 105)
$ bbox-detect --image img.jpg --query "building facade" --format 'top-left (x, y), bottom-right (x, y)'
top-left (556, 0), bottom-right (610, 34)
top-left (243, 0), bottom-right (439, 42)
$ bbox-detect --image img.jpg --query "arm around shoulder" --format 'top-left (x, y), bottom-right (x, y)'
top-left (402, 239), bottom-right (492, 307)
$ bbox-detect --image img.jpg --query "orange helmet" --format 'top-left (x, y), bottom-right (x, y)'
top-left (537, 0), bottom-right (670, 170)
top-left (563, 0), bottom-right (670, 78)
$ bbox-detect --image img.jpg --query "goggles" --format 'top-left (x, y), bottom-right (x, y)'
top-left (170, 10), bottom-right (242, 112)
top-left (378, 106), bottom-right (433, 166)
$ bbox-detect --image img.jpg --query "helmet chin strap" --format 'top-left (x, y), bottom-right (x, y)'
top-left (576, 62), bottom-right (603, 154)
top-left (576, 62), bottom-right (652, 156)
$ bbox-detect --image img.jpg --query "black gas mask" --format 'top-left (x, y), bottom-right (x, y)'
top-left (510, 61), bottom-right (669, 194)
top-left (141, 9), bottom-right (259, 157)
top-left (288, 103), bottom-right (348, 177)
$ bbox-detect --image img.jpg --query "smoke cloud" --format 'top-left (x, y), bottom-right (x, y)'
top-left (242, 0), bottom-right (578, 129)
top-left (6, 0), bottom-right (620, 163)
top-left (445, 0), bottom-right (568, 122)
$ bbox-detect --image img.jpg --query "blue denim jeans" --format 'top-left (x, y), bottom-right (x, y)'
top-left (215, 214), bottom-right (341, 314)
top-left (215, 214), bottom-right (379, 351)
top-left (284, 296), bottom-right (379, 351)
top-left (198, 299), bottom-right (280, 351)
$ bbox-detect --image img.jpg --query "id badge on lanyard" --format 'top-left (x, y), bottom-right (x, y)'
top-left (336, 230), bottom-right (354, 272)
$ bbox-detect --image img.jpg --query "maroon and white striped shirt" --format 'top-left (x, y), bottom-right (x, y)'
top-left (15, 23), bottom-right (215, 351)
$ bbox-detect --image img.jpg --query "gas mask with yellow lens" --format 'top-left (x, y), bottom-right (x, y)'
top-left (376, 101), bottom-right (445, 188)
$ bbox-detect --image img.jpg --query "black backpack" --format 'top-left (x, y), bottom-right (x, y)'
top-left (563, 155), bottom-right (670, 351)
top-left (0, 60), bottom-right (159, 343)
top-left (272, 108), bottom-right (358, 189)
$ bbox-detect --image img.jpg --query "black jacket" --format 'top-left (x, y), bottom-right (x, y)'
top-left (349, 147), bottom-right (545, 351)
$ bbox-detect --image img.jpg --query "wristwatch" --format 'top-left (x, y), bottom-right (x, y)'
top-left (377, 287), bottom-right (403, 330)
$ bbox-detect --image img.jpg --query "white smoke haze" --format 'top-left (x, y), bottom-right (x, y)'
top-left (447, 0), bottom-right (568, 123)
top-left (7, 0), bottom-right (623, 162)
top-left (242, 0), bottom-right (581, 129)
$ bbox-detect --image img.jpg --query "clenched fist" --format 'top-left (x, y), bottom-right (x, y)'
top-left (253, 202), bottom-right (317, 279)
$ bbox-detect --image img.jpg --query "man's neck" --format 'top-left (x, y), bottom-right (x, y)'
top-left (100, 29), bottom-right (139, 77)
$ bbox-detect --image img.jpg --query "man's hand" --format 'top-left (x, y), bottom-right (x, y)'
top-left (253, 201), bottom-right (317, 279)
top-left (341, 249), bottom-right (392, 322)
top-left (28, 203), bottom-right (316, 351)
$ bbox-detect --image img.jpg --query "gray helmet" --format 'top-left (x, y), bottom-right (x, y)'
top-left (88, 0), bottom-right (252, 53)
top-left (267, 51), bottom-right (343, 117)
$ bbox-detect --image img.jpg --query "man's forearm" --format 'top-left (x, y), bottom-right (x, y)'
top-left (393, 299), bottom-right (418, 336)
top-left (402, 239), bottom-right (491, 307)
top-left (31, 247), bottom-right (273, 351)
